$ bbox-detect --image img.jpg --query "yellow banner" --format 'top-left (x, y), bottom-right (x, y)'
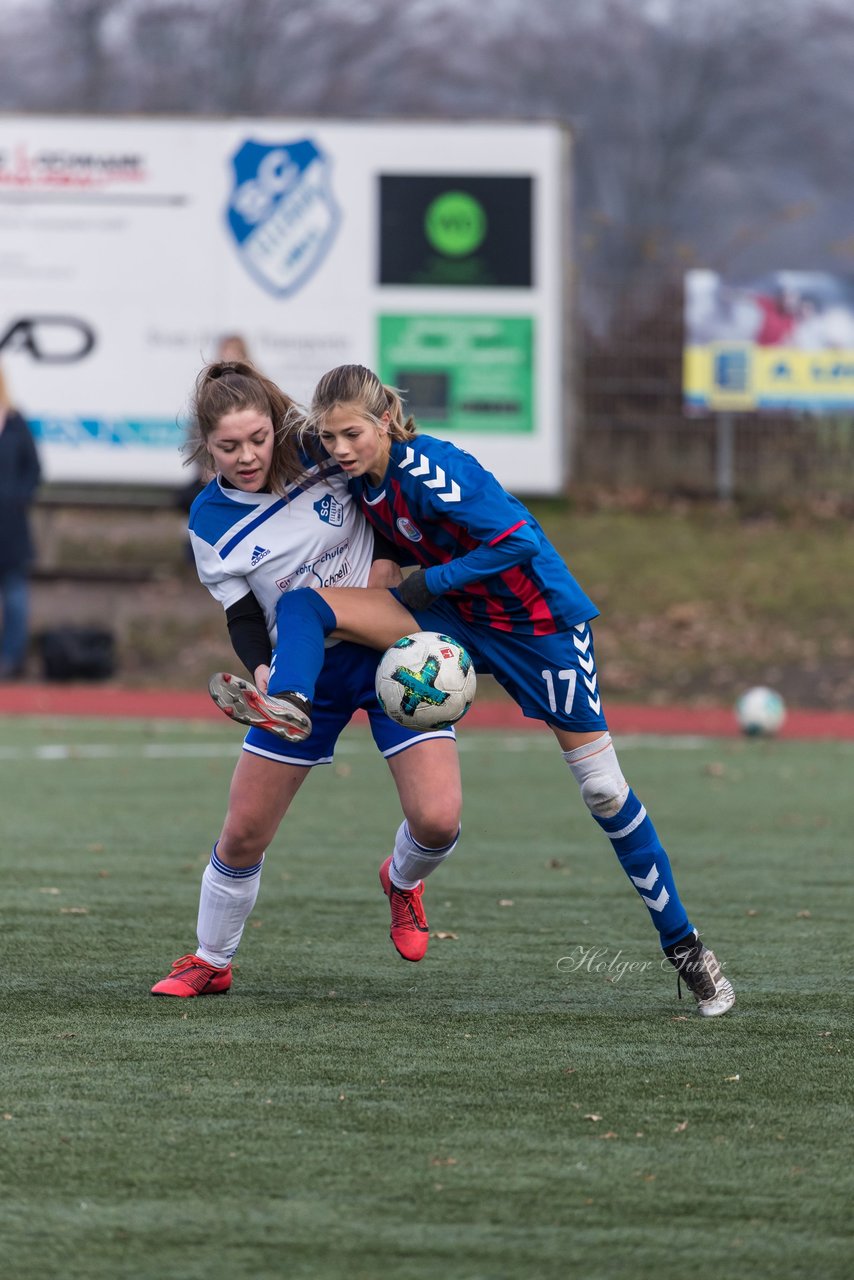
top-left (684, 270), bottom-right (854, 413)
top-left (684, 343), bottom-right (854, 412)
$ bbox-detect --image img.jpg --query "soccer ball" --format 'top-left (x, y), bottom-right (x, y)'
top-left (734, 686), bottom-right (786, 736)
top-left (375, 632), bottom-right (476, 731)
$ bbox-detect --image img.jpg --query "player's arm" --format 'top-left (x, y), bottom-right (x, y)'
top-left (187, 516), bottom-right (273, 684)
top-left (225, 590), bottom-right (272, 677)
top-left (368, 526), bottom-right (405, 589)
top-left (397, 447), bottom-right (540, 608)
top-left (423, 524), bottom-right (539, 593)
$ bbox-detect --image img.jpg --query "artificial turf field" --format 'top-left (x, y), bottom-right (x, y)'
top-left (1, 716), bottom-right (851, 1280)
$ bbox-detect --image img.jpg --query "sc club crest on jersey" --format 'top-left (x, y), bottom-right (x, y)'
top-left (396, 517), bottom-right (422, 542)
top-left (226, 139), bottom-right (340, 297)
top-left (314, 494), bottom-right (344, 527)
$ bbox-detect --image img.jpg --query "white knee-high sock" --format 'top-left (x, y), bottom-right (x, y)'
top-left (390, 821), bottom-right (460, 890)
top-left (195, 844), bottom-right (264, 967)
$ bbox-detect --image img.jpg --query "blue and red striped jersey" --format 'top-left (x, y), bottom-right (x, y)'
top-left (350, 435), bottom-right (598, 635)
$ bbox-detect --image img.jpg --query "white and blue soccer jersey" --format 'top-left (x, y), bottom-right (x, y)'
top-left (350, 435), bottom-right (598, 635)
top-left (189, 457), bottom-right (454, 765)
top-left (189, 457), bottom-right (374, 643)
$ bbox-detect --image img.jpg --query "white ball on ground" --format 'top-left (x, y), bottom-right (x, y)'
top-left (734, 686), bottom-right (786, 736)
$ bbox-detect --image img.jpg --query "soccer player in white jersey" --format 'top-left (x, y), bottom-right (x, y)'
top-left (216, 364), bottom-right (736, 1018)
top-left (151, 362), bottom-right (462, 996)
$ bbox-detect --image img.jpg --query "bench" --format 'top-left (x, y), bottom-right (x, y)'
top-left (33, 484), bottom-right (188, 584)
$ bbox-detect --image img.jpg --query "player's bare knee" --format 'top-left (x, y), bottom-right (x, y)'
top-left (218, 815), bottom-right (271, 865)
top-left (562, 733), bottom-right (629, 819)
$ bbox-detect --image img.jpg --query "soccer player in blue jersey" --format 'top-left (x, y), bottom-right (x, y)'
top-left (217, 364), bottom-right (735, 1017)
top-left (151, 362), bottom-right (463, 996)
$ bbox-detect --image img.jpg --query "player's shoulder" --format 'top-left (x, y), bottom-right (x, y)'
top-left (298, 448), bottom-right (347, 493)
top-left (392, 434), bottom-right (490, 501)
top-left (401, 432), bottom-right (455, 454)
top-left (394, 433), bottom-right (481, 470)
top-left (188, 478), bottom-right (261, 547)
top-left (188, 476), bottom-right (221, 523)
top-left (297, 443), bottom-right (327, 476)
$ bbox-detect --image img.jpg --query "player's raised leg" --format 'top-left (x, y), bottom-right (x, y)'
top-left (266, 587), bottom-right (417, 703)
top-left (208, 671), bottom-right (313, 742)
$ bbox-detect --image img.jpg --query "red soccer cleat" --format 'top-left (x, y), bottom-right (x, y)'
top-left (151, 953), bottom-right (233, 997)
top-left (379, 855), bottom-right (429, 962)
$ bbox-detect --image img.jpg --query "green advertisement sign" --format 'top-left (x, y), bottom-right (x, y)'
top-left (379, 176), bottom-right (532, 288)
top-left (423, 192), bottom-right (488, 259)
top-left (378, 314), bottom-right (534, 433)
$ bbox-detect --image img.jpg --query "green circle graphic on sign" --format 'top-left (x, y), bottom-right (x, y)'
top-left (424, 192), bottom-right (487, 258)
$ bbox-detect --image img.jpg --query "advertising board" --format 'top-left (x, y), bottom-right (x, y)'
top-left (0, 116), bottom-right (568, 491)
top-left (684, 269), bottom-right (854, 412)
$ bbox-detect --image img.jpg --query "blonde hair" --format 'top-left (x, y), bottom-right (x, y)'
top-left (187, 361), bottom-right (317, 495)
top-left (306, 364), bottom-right (417, 442)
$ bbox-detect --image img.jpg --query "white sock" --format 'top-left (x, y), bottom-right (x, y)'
top-left (390, 821), bottom-right (460, 890)
top-left (195, 844), bottom-right (264, 967)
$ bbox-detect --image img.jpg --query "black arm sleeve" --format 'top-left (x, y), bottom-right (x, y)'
top-left (225, 590), bottom-right (273, 676)
top-left (372, 526), bottom-right (409, 566)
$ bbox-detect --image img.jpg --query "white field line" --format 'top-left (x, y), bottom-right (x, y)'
top-left (0, 742), bottom-right (241, 760)
top-left (0, 733), bottom-right (720, 762)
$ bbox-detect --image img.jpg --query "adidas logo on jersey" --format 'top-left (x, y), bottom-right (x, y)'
top-left (250, 545), bottom-right (271, 566)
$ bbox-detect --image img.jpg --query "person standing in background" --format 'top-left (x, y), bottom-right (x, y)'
top-left (215, 334), bottom-right (253, 365)
top-left (0, 364), bottom-right (42, 681)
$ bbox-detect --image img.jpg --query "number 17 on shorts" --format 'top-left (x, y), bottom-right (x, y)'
top-left (538, 623), bottom-right (607, 732)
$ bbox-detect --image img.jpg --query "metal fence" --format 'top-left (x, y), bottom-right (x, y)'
top-left (573, 302), bottom-right (854, 506)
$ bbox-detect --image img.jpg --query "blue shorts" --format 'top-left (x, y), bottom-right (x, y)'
top-left (243, 639), bottom-right (455, 767)
top-left (404, 599), bottom-right (609, 734)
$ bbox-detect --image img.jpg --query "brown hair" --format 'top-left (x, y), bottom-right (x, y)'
top-left (306, 364), bottom-right (417, 442)
top-left (187, 361), bottom-right (315, 495)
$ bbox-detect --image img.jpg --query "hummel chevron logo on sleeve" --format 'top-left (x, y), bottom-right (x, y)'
top-left (630, 864), bottom-right (660, 892)
top-left (641, 886), bottom-right (670, 912)
top-left (630, 864), bottom-right (670, 911)
top-left (397, 450), bottom-right (461, 502)
top-left (573, 626), bottom-right (592, 654)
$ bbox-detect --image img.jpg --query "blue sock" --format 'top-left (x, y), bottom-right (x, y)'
top-left (593, 789), bottom-right (694, 949)
top-left (268, 590), bottom-right (337, 701)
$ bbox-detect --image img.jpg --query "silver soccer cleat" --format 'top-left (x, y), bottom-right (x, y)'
top-left (665, 933), bottom-right (736, 1017)
top-left (208, 672), bottom-right (312, 743)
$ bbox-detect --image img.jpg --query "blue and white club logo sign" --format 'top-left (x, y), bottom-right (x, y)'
top-left (226, 139), bottom-right (340, 297)
top-left (314, 494), bottom-right (344, 527)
